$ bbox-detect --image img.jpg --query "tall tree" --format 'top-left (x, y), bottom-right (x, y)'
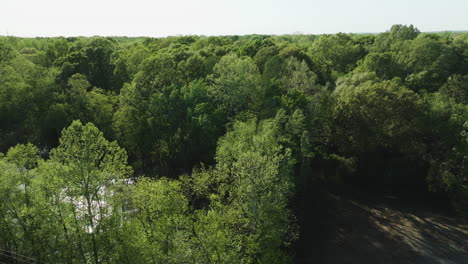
top-left (38, 120), bottom-right (131, 264)
top-left (208, 53), bottom-right (262, 116)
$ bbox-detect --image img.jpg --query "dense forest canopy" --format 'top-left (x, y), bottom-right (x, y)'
top-left (0, 25), bottom-right (467, 263)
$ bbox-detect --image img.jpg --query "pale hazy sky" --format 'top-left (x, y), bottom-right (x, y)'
top-left (1, 0), bottom-right (467, 37)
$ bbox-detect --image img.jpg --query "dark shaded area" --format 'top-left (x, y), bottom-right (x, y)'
top-left (297, 189), bottom-right (468, 264)
top-left (353, 152), bottom-right (430, 198)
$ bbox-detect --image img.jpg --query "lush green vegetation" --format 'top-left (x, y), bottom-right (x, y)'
top-left (0, 25), bottom-right (467, 263)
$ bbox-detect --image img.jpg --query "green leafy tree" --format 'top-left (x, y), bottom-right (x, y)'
top-left (440, 74), bottom-right (468, 104)
top-left (0, 56), bottom-right (59, 150)
top-left (254, 44), bottom-right (280, 72)
top-left (396, 34), bottom-right (460, 91)
top-left (113, 52), bottom-right (183, 172)
top-left (422, 93), bottom-right (468, 214)
top-left (280, 57), bottom-right (323, 97)
top-left (371, 24), bottom-right (420, 52)
top-left (333, 74), bottom-right (423, 153)
top-left (38, 120), bottom-right (131, 264)
top-left (355, 52), bottom-right (404, 80)
top-left (0, 39), bottom-right (15, 62)
top-left (127, 178), bottom-right (192, 263)
top-left (310, 33), bottom-right (365, 78)
top-left (111, 42), bottom-right (150, 86)
top-left (0, 144), bottom-right (44, 261)
top-left (209, 53), bottom-right (262, 116)
top-left (195, 119), bottom-right (296, 263)
top-left (57, 37), bottom-right (118, 90)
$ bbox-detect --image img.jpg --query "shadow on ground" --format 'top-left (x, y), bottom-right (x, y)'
top-left (297, 194), bottom-right (468, 264)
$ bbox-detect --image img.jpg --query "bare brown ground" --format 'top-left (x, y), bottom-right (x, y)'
top-left (298, 194), bottom-right (468, 264)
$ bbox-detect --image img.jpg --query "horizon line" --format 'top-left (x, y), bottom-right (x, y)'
top-left (1, 30), bottom-right (467, 39)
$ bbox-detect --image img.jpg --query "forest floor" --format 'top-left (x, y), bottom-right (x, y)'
top-left (297, 192), bottom-right (468, 264)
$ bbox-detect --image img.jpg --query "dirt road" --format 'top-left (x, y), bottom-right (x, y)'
top-left (297, 194), bottom-right (468, 264)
